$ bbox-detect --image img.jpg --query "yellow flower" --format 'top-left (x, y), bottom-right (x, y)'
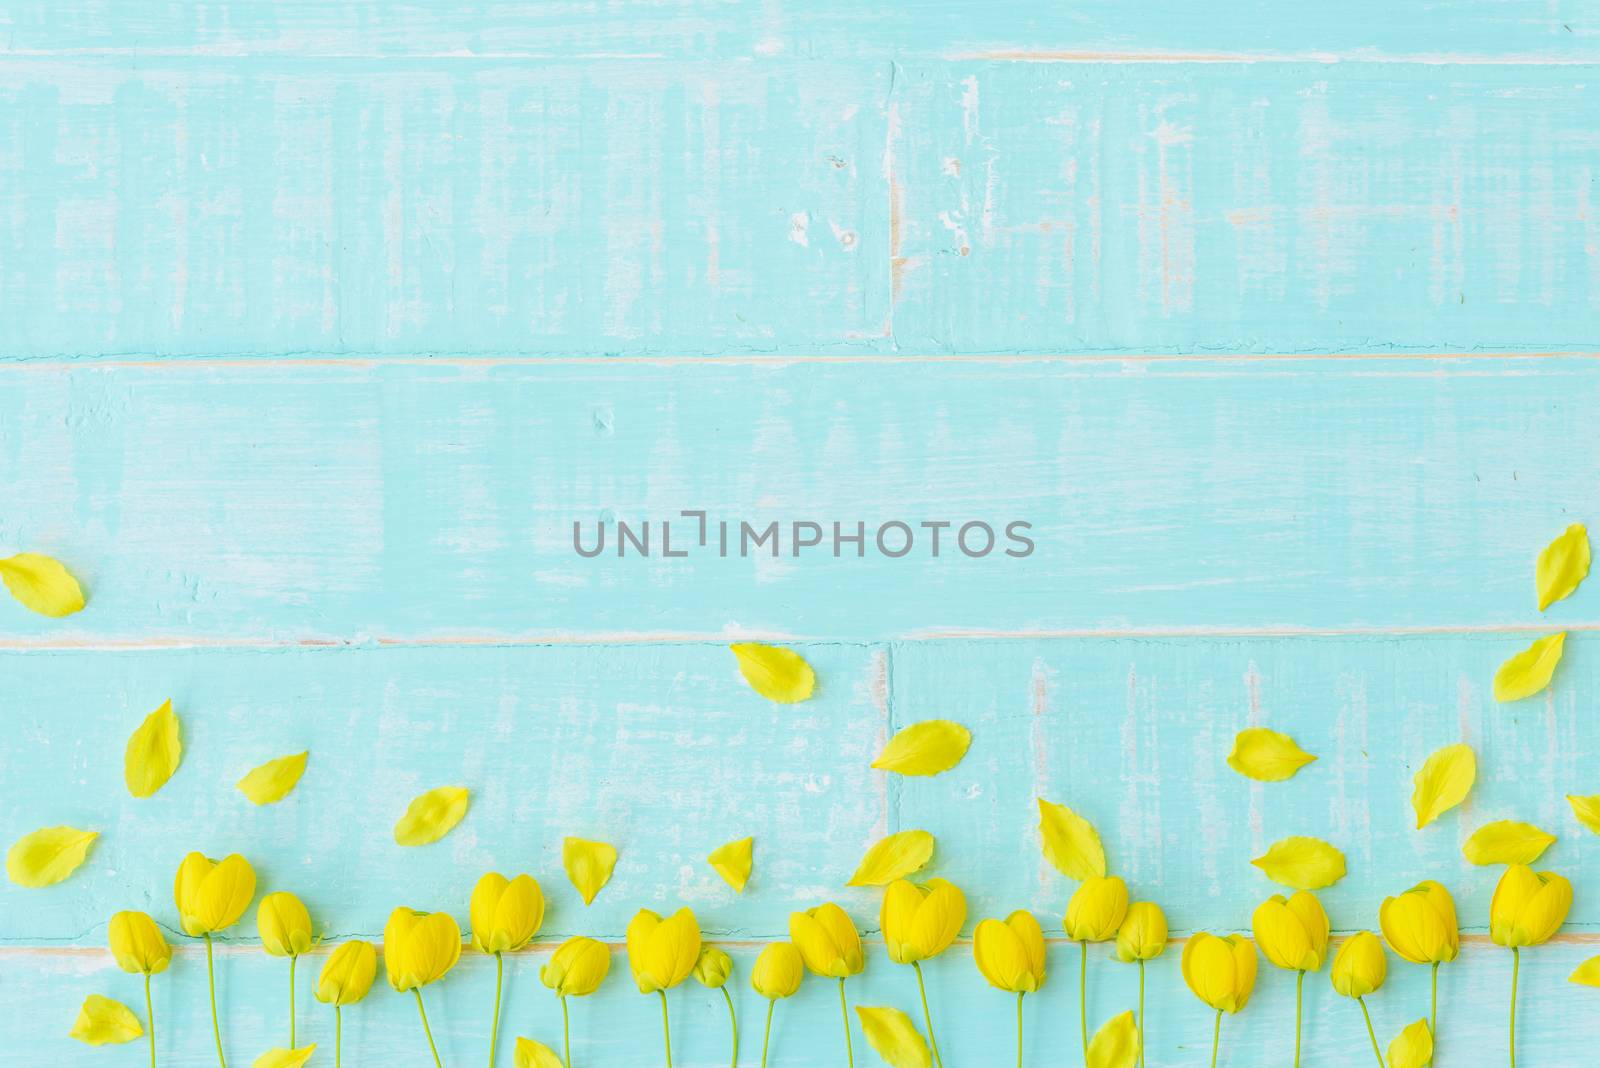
top-left (1490, 865), bottom-right (1573, 948)
top-left (108, 911), bottom-right (172, 975)
top-left (384, 907), bottom-right (462, 991)
top-left (1379, 881), bottom-right (1459, 964)
top-left (1064, 875), bottom-right (1129, 942)
top-left (1251, 891), bottom-right (1329, 972)
top-left (789, 903), bottom-right (865, 978)
top-left (541, 936), bottom-right (611, 997)
top-left (470, 872), bottom-right (545, 954)
top-left (1115, 902), bottom-right (1168, 963)
top-left (694, 946), bottom-right (733, 989)
top-left (751, 942), bottom-right (804, 999)
top-left (880, 878), bottom-right (967, 964)
top-left (626, 907), bottom-right (702, 994)
top-left (315, 941), bottom-right (378, 1005)
top-left (1329, 932), bottom-right (1387, 998)
top-left (258, 891), bottom-right (314, 958)
top-left (174, 852), bottom-right (257, 937)
top-left (973, 911), bottom-right (1047, 993)
top-left (1181, 933), bottom-right (1258, 1014)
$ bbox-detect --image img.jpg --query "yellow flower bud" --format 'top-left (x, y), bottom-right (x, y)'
top-left (1251, 891), bottom-right (1329, 972)
top-left (626, 907), bottom-right (702, 994)
top-left (789, 903), bottom-right (864, 979)
top-left (750, 942), bottom-right (804, 999)
top-left (470, 872), bottom-right (545, 954)
top-left (1330, 931), bottom-right (1387, 998)
top-left (973, 911), bottom-right (1047, 994)
top-left (1064, 875), bottom-right (1129, 943)
top-left (1387, 1019), bottom-right (1434, 1068)
top-left (315, 940), bottom-right (378, 1006)
top-left (541, 936), bottom-right (611, 997)
top-left (257, 891), bottom-right (313, 958)
top-left (1181, 932), bottom-right (1258, 1014)
top-left (880, 878), bottom-right (967, 965)
top-left (1490, 865), bottom-right (1573, 948)
top-left (174, 852), bottom-right (256, 937)
top-left (694, 945), bottom-right (734, 988)
top-left (1379, 880), bottom-right (1459, 965)
top-left (383, 907), bottom-right (462, 991)
top-left (108, 911), bottom-right (172, 976)
top-left (1115, 902), bottom-right (1168, 963)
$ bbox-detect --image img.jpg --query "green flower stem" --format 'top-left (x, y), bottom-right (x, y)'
top-left (659, 989), bottom-right (674, 1068)
top-left (289, 954), bottom-right (298, 1048)
top-left (722, 986), bottom-right (739, 1068)
top-left (1294, 969), bottom-right (1305, 1068)
top-left (1509, 948), bottom-right (1520, 1068)
top-left (335, 1006), bottom-right (343, 1068)
top-left (838, 978), bottom-right (855, 1068)
top-left (1431, 961), bottom-right (1440, 1066)
top-left (760, 999), bottom-right (775, 1068)
top-left (1015, 993), bottom-right (1024, 1068)
top-left (561, 996), bottom-right (572, 1068)
top-left (1358, 997), bottom-right (1384, 1068)
top-left (1079, 941), bottom-right (1089, 1066)
top-left (203, 933), bottom-right (228, 1068)
top-left (1209, 1010), bottom-right (1222, 1068)
top-left (414, 988), bottom-right (445, 1068)
top-left (1137, 961), bottom-right (1146, 1068)
top-left (488, 952), bottom-right (504, 1068)
top-left (143, 973), bottom-right (155, 1068)
top-left (913, 963), bottom-right (943, 1068)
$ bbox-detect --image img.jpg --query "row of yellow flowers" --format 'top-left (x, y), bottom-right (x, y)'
top-left (84, 850), bottom-right (1592, 1068)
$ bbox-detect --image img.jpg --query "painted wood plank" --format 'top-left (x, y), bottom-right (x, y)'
top-left (1, 1), bottom-right (1595, 61)
top-left (891, 62), bottom-right (1600, 354)
top-left (1, 358), bottom-right (1596, 642)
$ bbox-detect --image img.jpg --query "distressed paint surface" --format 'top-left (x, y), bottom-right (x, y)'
top-left (4, 4), bottom-right (1600, 1067)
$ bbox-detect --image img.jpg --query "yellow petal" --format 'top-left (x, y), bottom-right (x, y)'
top-left (1037, 798), bottom-right (1107, 881)
top-left (513, 1038), bottom-right (564, 1068)
top-left (1087, 1010), bottom-right (1141, 1068)
top-left (855, 1006), bottom-right (932, 1068)
top-left (252, 1047), bottom-right (317, 1068)
top-left (1411, 743), bottom-right (1476, 829)
top-left (68, 994), bottom-right (142, 1045)
top-left (1462, 821), bottom-right (1557, 866)
top-left (393, 786), bottom-right (470, 846)
top-left (1386, 1019), bottom-right (1433, 1068)
top-left (237, 752), bottom-right (310, 806)
top-left (1537, 524), bottom-right (1590, 611)
top-left (0, 552), bottom-right (85, 617)
top-left (730, 642), bottom-right (816, 703)
top-left (124, 698), bottom-right (182, 799)
top-left (6, 826), bottom-right (98, 888)
top-left (846, 830), bottom-right (935, 887)
top-left (1251, 836), bottom-right (1347, 890)
top-left (871, 720), bottom-right (973, 777)
top-left (1493, 632), bottom-right (1567, 703)
top-left (707, 836), bottom-right (754, 893)
top-left (1570, 954), bottom-right (1600, 987)
top-left (1568, 794), bottom-right (1600, 834)
top-left (1226, 727), bottom-right (1317, 782)
top-left (563, 837), bottom-right (618, 905)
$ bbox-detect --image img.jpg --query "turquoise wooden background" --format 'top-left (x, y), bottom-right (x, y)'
top-left (2, 2), bottom-right (1599, 1065)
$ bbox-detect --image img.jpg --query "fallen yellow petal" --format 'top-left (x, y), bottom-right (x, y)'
top-left (1570, 954), bottom-right (1600, 987)
top-left (252, 1046), bottom-right (317, 1068)
top-left (68, 994), bottom-right (142, 1046)
top-left (1411, 743), bottom-right (1476, 829)
top-left (855, 1005), bottom-right (932, 1068)
top-left (124, 699), bottom-right (182, 799)
top-left (847, 830), bottom-right (935, 887)
top-left (1568, 794), bottom-right (1600, 835)
top-left (871, 720), bottom-right (972, 777)
top-left (563, 837), bottom-right (618, 905)
top-left (707, 836), bottom-right (754, 893)
top-left (1087, 1010), bottom-right (1141, 1068)
top-left (1386, 1019), bottom-right (1433, 1068)
top-left (0, 552), bottom-right (85, 617)
top-left (6, 826), bottom-right (99, 888)
top-left (1493, 632), bottom-right (1567, 703)
top-left (730, 642), bottom-right (816, 703)
top-left (514, 1038), bottom-right (564, 1068)
top-left (1461, 820), bottom-right (1557, 866)
top-left (237, 751), bottom-right (310, 806)
top-left (1251, 836), bottom-right (1346, 890)
top-left (1226, 727), bottom-right (1317, 782)
top-left (1536, 524), bottom-right (1590, 611)
top-left (393, 786), bottom-right (470, 846)
top-left (1037, 798), bottom-right (1107, 881)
